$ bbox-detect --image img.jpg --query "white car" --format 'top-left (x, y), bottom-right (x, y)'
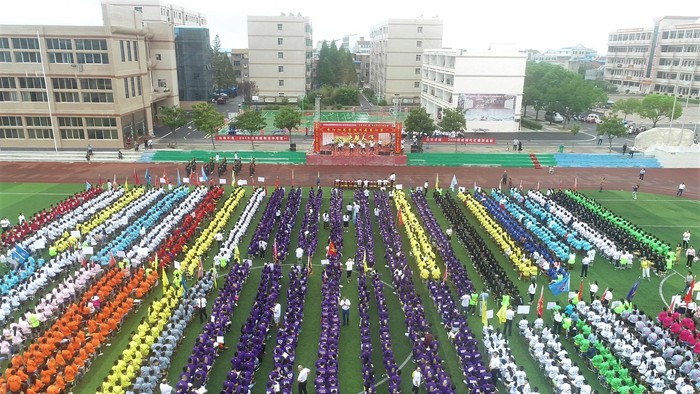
top-left (585, 114), bottom-right (602, 124)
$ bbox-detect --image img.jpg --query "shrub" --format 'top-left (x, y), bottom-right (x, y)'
top-left (521, 118), bottom-right (543, 130)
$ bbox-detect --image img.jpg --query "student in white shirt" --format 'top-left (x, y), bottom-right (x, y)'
top-left (297, 364), bottom-right (310, 394)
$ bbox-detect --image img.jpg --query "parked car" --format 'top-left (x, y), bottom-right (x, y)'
top-left (545, 112), bottom-right (564, 124)
top-left (585, 114), bottom-right (602, 124)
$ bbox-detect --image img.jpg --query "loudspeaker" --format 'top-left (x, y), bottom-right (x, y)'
top-left (289, 143), bottom-right (296, 152)
top-left (320, 150), bottom-right (331, 155)
top-left (379, 151), bottom-right (390, 156)
top-left (410, 146), bottom-right (419, 153)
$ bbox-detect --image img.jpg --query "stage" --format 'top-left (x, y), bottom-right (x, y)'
top-left (306, 152), bottom-right (407, 166)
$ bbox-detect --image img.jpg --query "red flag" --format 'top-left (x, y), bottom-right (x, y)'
top-left (190, 171), bottom-right (198, 186)
top-left (442, 266), bottom-right (448, 283)
top-left (154, 176), bottom-right (160, 188)
top-left (600, 288), bottom-right (609, 301)
top-left (669, 295), bottom-right (677, 312)
top-left (537, 287), bottom-right (544, 318)
top-left (264, 182), bottom-right (268, 196)
top-left (109, 252), bottom-right (117, 268)
top-left (397, 208), bottom-right (404, 226)
top-left (273, 240), bottom-right (279, 263)
top-left (684, 277), bottom-right (696, 304)
top-left (162, 170), bottom-right (169, 185)
top-left (275, 176), bottom-right (279, 189)
top-left (98, 174), bottom-right (103, 187)
top-left (558, 180), bottom-right (562, 190)
top-left (519, 180), bottom-right (523, 190)
top-left (328, 239), bottom-right (338, 257)
top-left (134, 168), bottom-right (140, 185)
top-left (577, 280), bottom-right (584, 301)
top-left (574, 177), bottom-right (578, 191)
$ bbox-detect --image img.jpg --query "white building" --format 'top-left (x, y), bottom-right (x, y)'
top-left (605, 16), bottom-right (700, 96)
top-left (101, 0), bottom-right (207, 26)
top-left (370, 18), bottom-right (443, 104)
top-left (421, 46), bottom-right (527, 132)
top-left (247, 14), bottom-right (313, 102)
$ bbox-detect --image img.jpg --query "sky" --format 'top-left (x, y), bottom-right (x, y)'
top-left (1, 0), bottom-right (698, 54)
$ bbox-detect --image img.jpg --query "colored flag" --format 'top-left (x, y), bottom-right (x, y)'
top-left (234, 243), bottom-right (240, 263)
top-left (124, 177), bottom-right (129, 191)
top-left (292, 169), bottom-right (295, 187)
top-left (231, 168), bottom-right (236, 187)
top-left (98, 174), bottom-right (103, 187)
top-left (181, 272), bottom-right (188, 296)
top-left (213, 266), bottom-right (218, 289)
top-left (273, 239), bottom-right (279, 263)
top-left (145, 168), bottom-right (152, 186)
top-left (537, 180), bottom-right (540, 191)
top-left (162, 170), bottom-right (169, 185)
top-left (600, 288), bottom-right (609, 301)
top-left (548, 273), bottom-right (570, 296)
top-left (317, 171), bottom-right (321, 187)
top-left (684, 277), bottom-right (696, 304)
top-left (519, 179), bottom-right (523, 190)
top-left (574, 177), bottom-right (578, 191)
top-left (161, 267), bottom-right (169, 291)
top-left (275, 176), bottom-right (279, 189)
top-left (473, 180), bottom-right (477, 193)
top-left (627, 278), bottom-right (641, 301)
top-left (442, 265), bottom-right (448, 283)
top-left (328, 239), bottom-right (338, 257)
top-left (190, 171), bottom-right (197, 186)
top-left (197, 257), bottom-right (204, 279)
top-left (577, 280), bottom-right (584, 302)
top-left (308, 254), bottom-right (313, 272)
top-left (537, 287), bottom-right (544, 318)
top-left (363, 250), bottom-right (368, 273)
top-left (85, 181), bottom-right (91, 191)
top-left (134, 168), bottom-right (140, 185)
top-left (201, 167), bottom-right (208, 183)
top-left (109, 252), bottom-right (117, 268)
top-left (450, 174), bottom-right (457, 192)
top-left (496, 303), bottom-right (507, 324)
top-left (481, 299), bottom-right (488, 326)
top-left (397, 208), bottom-right (404, 227)
top-left (435, 173), bottom-right (439, 190)
top-left (177, 168), bottom-right (182, 186)
top-left (669, 295), bottom-right (678, 312)
top-left (113, 174), bottom-right (117, 185)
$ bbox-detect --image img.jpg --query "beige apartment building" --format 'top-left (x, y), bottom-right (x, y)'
top-left (605, 16), bottom-right (700, 96)
top-left (101, 0), bottom-right (207, 26)
top-left (247, 14), bottom-right (313, 103)
top-left (0, 5), bottom-right (178, 150)
top-left (230, 49), bottom-right (249, 84)
top-left (370, 18), bottom-right (443, 104)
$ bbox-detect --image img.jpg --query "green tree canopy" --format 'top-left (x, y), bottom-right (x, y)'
top-left (273, 107), bottom-right (302, 132)
top-left (404, 107), bottom-right (435, 135)
top-left (211, 35), bottom-right (235, 90)
top-left (316, 40), bottom-right (357, 87)
top-left (597, 115), bottom-right (628, 150)
top-left (437, 108), bottom-right (466, 132)
top-left (637, 94), bottom-right (682, 127)
top-left (233, 110), bottom-right (267, 132)
top-left (192, 102), bottom-right (225, 149)
top-left (158, 105), bottom-right (189, 131)
top-left (612, 98), bottom-right (641, 121)
top-left (332, 86), bottom-right (359, 106)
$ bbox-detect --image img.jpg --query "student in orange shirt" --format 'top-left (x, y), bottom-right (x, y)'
top-left (6, 370), bottom-right (23, 393)
top-left (64, 363), bottom-right (77, 383)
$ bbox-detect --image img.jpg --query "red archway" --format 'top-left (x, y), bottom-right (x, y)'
top-left (313, 122), bottom-right (403, 155)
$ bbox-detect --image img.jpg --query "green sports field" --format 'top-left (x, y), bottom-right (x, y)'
top-left (1, 184), bottom-right (698, 394)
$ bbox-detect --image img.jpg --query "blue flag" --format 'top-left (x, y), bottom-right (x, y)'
top-left (548, 273), bottom-right (570, 296)
top-left (85, 181), bottom-right (91, 191)
top-left (181, 274), bottom-right (188, 297)
top-left (145, 168), bottom-right (152, 186)
top-left (177, 168), bottom-right (182, 186)
top-left (450, 174), bottom-right (457, 192)
top-left (626, 278), bottom-right (640, 301)
top-left (201, 167), bottom-right (208, 182)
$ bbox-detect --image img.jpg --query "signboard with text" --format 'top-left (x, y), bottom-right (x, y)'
top-left (215, 135), bottom-right (290, 142)
top-left (423, 137), bottom-right (496, 144)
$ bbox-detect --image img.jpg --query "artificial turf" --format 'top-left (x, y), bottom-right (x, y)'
top-left (1, 184), bottom-right (698, 394)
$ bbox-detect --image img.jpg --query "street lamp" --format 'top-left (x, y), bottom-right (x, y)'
top-left (393, 93), bottom-right (399, 126)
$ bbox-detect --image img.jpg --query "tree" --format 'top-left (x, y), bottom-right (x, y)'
top-left (637, 94), bottom-right (682, 127)
top-left (211, 35), bottom-right (235, 90)
top-left (612, 98), bottom-right (641, 121)
top-left (437, 108), bottom-right (466, 132)
top-left (157, 105), bottom-right (189, 148)
top-left (273, 107), bottom-right (302, 134)
top-left (569, 124), bottom-right (580, 151)
top-left (239, 80), bottom-right (258, 103)
top-left (233, 110), bottom-right (267, 150)
top-left (192, 102), bottom-right (225, 150)
top-left (332, 86), bottom-right (359, 106)
top-left (404, 107), bottom-right (435, 135)
top-left (596, 115), bottom-right (628, 152)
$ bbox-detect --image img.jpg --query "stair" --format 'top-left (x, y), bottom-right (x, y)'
top-left (529, 153), bottom-right (542, 169)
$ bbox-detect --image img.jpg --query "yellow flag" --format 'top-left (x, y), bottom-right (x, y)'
top-left (435, 173), bottom-right (439, 190)
top-left (234, 243), bottom-right (240, 263)
top-left (481, 299), bottom-right (488, 326)
top-left (161, 267), bottom-right (169, 291)
top-left (125, 177), bottom-right (129, 191)
top-left (231, 168), bottom-right (236, 187)
top-left (496, 304), bottom-right (507, 324)
top-left (363, 251), bottom-right (368, 273)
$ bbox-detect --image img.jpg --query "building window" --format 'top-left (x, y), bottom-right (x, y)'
top-left (60, 129), bottom-right (85, 139)
top-left (46, 38), bottom-right (72, 50)
top-left (279, 93), bottom-right (285, 97)
top-left (0, 52), bottom-right (10, 62)
top-left (158, 79), bottom-right (167, 88)
top-left (133, 41), bottom-right (138, 61)
top-left (417, 26), bottom-right (423, 33)
top-left (416, 41), bottom-right (422, 48)
top-left (58, 117), bottom-right (83, 127)
top-left (137, 77), bottom-right (142, 96)
top-left (48, 52), bottom-right (74, 64)
top-left (124, 79), bottom-right (130, 98)
top-left (86, 118), bottom-right (117, 127)
top-left (0, 92), bottom-right (18, 101)
top-left (75, 39), bottom-right (107, 51)
top-left (126, 41), bottom-right (132, 61)
top-left (277, 23), bottom-right (283, 31)
top-left (82, 93), bottom-right (114, 103)
top-left (130, 77), bottom-right (136, 97)
top-left (278, 80), bottom-right (284, 87)
top-left (278, 52), bottom-right (284, 59)
top-left (0, 38), bottom-right (8, 49)
top-left (233, 60), bottom-right (241, 66)
top-left (278, 65), bottom-right (284, 72)
top-left (80, 78), bottom-right (112, 90)
top-left (77, 53), bottom-right (109, 64)
top-left (54, 92), bottom-right (80, 102)
top-left (415, 68), bottom-right (420, 74)
top-left (156, 53), bottom-right (162, 61)
top-left (120, 41), bottom-right (125, 62)
top-left (25, 117), bottom-right (51, 127)
top-left (87, 129), bottom-right (118, 139)
top-left (19, 77), bottom-right (45, 89)
top-left (278, 38), bottom-right (283, 45)
top-left (0, 129), bottom-right (24, 139)
top-left (0, 116), bottom-right (22, 126)
top-left (416, 54), bottom-right (421, 61)
top-left (15, 52), bottom-right (41, 63)
top-left (27, 129), bottom-right (54, 139)
top-left (52, 78), bottom-right (78, 90)
top-left (134, 6), bottom-right (142, 12)
top-left (0, 77), bottom-right (15, 89)
top-left (414, 82), bottom-right (420, 88)
top-left (11, 38), bottom-right (39, 50)
top-left (21, 92), bottom-right (48, 102)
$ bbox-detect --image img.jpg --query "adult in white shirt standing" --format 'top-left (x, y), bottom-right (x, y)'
top-left (295, 246), bottom-right (304, 265)
top-left (345, 258), bottom-right (354, 283)
top-left (159, 378), bottom-right (174, 394)
top-left (340, 297), bottom-right (351, 326)
top-left (297, 364), bottom-right (310, 394)
top-left (682, 230), bottom-right (691, 249)
top-left (411, 366), bottom-right (422, 394)
top-left (273, 302), bottom-right (282, 328)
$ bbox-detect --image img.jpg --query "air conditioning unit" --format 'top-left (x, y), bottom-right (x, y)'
top-left (616, 64), bottom-right (623, 68)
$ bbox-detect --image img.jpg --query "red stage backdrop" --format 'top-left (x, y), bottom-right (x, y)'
top-left (313, 122), bottom-right (403, 154)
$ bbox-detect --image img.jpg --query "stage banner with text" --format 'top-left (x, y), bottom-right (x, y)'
top-left (423, 137), bottom-right (496, 144)
top-left (215, 135), bottom-right (290, 142)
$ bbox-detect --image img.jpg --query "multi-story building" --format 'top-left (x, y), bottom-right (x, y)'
top-left (522, 44), bottom-right (598, 73)
top-left (247, 14), bottom-right (313, 102)
top-left (605, 16), bottom-right (700, 96)
top-left (101, 0), bottom-right (207, 26)
top-left (421, 46), bottom-right (527, 132)
top-left (230, 49), bottom-right (249, 84)
top-left (0, 4), bottom-right (178, 150)
top-left (370, 18), bottom-right (443, 104)
top-left (174, 26), bottom-right (212, 104)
